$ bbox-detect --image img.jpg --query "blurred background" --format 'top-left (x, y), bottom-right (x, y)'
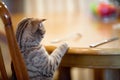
top-left (1, 0), bottom-right (120, 80)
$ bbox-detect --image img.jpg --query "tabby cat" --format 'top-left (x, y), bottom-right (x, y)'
top-left (14, 18), bottom-right (69, 80)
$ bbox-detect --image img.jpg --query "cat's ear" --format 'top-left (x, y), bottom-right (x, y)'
top-left (31, 19), bottom-right (46, 33)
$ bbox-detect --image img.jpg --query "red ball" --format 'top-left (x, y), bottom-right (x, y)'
top-left (97, 3), bottom-right (116, 17)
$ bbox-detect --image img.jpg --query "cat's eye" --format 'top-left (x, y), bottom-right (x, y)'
top-left (36, 29), bottom-right (45, 36)
top-left (38, 24), bottom-right (46, 34)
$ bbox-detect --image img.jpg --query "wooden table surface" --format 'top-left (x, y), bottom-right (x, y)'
top-left (11, 13), bottom-right (119, 47)
top-left (6, 12), bottom-right (120, 69)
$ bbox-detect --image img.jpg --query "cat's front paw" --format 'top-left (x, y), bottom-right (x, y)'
top-left (60, 43), bottom-right (69, 50)
top-left (61, 42), bottom-right (68, 47)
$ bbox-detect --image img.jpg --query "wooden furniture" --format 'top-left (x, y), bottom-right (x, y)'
top-left (0, 2), bottom-right (29, 80)
top-left (46, 46), bottom-right (120, 68)
top-left (46, 46), bottom-right (120, 80)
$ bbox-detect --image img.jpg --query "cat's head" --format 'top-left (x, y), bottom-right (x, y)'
top-left (16, 18), bottom-right (46, 48)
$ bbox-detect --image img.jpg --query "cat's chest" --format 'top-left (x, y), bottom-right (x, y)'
top-left (22, 47), bottom-right (41, 58)
top-left (22, 46), bottom-right (47, 60)
top-left (22, 47), bottom-right (48, 67)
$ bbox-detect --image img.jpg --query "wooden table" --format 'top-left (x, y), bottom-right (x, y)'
top-left (46, 46), bottom-right (120, 80)
top-left (1, 12), bottom-right (120, 80)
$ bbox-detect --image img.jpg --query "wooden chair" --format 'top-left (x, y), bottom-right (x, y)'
top-left (0, 1), bottom-right (29, 80)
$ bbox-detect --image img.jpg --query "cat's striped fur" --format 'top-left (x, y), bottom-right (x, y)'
top-left (15, 18), bottom-right (68, 80)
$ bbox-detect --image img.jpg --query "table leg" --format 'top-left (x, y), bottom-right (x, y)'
top-left (58, 67), bottom-right (71, 80)
top-left (94, 69), bottom-right (120, 80)
top-left (94, 69), bottom-right (104, 80)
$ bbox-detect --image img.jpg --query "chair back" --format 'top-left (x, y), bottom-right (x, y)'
top-left (0, 1), bottom-right (29, 80)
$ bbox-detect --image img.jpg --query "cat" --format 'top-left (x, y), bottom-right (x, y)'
top-left (13, 18), bottom-right (69, 80)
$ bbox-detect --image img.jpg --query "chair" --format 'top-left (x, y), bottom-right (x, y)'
top-left (0, 1), bottom-right (29, 80)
